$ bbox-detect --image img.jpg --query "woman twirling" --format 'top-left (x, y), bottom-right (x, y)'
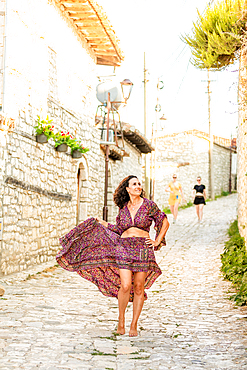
top-left (56, 175), bottom-right (169, 337)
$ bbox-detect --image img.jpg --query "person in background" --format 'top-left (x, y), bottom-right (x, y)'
top-left (192, 176), bottom-right (206, 222)
top-left (165, 174), bottom-right (185, 223)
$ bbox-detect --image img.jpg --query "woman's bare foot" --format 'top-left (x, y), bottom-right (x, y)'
top-left (129, 324), bottom-right (138, 337)
top-left (116, 319), bottom-right (125, 335)
top-left (116, 325), bottom-right (125, 335)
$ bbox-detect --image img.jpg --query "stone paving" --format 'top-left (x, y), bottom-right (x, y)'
top-left (1, 193), bottom-right (247, 369)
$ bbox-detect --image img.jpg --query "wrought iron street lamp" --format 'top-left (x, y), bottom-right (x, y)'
top-left (99, 78), bottom-right (133, 221)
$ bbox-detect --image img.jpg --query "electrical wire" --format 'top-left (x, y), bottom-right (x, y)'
top-left (174, 58), bottom-right (191, 97)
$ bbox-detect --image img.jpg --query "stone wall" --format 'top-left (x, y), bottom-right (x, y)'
top-left (0, 0), bottom-right (144, 275)
top-left (213, 143), bottom-right (232, 196)
top-left (154, 133), bottom-right (234, 210)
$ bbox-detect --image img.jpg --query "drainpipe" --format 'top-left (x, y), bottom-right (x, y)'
top-left (2, 0), bottom-right (8, 112)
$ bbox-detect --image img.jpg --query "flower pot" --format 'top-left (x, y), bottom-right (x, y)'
top-left (72, 150), bottom-right (83, 158)
top-left (56, 143), bottom-right (68, 152)
top-left (36, 134), bottom-right (48, 143)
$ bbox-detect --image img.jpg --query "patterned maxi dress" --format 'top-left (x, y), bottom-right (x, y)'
top-left (56, 198), bottom-right (167, 301)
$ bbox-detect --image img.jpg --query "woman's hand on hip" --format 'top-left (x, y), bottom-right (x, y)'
top-left (145, 237), bottom-right (160, 248)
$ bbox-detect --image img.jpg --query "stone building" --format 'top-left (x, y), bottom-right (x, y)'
top-left (153, 130), bottom-right (237, 209)
top-left (0, 0), bottom-right (152, 275)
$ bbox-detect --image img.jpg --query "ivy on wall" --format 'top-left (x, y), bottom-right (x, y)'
top-left (182, 0), bottom-right (247, 70)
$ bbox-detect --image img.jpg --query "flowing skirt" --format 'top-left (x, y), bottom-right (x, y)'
top-left (56, 218), bottom-right (162, 302)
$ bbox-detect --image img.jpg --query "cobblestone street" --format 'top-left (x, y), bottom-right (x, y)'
top-left (1, 193), bottom-right (247, 370)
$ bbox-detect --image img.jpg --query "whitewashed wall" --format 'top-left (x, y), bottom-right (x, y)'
top-left (0, 0), bottom-right (144, 275)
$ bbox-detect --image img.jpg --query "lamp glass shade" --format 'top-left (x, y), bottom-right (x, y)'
top-left (120, 79), bottom-right (133, 102)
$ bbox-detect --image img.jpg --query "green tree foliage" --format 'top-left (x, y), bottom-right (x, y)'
top-left (182, 0), bottom-right (247, 70)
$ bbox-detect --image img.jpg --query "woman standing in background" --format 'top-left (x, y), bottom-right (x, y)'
top-left (165, 174), bottom-right (185, 223)
top-left (192, 176), bottom-right (206, 222)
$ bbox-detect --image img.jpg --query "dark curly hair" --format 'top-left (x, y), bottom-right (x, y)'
top-left (113, 175), bottom-right (145, 209)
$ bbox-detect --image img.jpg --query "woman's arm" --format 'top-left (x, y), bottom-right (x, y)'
top-left (165, 184), bottom-right (173, 193)
top-left (203, 189), bottom-right (206, 199)
top-left (192, 189), bottom-right (196, 201)
top-left (154, 217), bottom-right (169, 247)
top-left (145, 218), bottom-right (169, 248)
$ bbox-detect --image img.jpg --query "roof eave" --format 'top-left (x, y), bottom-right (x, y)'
top-left (51, 0), bottom-right (124, 66)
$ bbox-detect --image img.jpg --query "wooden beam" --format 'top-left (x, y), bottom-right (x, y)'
top-left (62, 6), bottom-right (92, 11)
top-left (61, 0), bottom-right (89, 5)
top-left (77, 29), bottom-right (108, 36)
top-left (69, 16), bottom-right (97, 21)
top-left (73, 20), bottom-right (100, 25)
top-left (94, 51), bottom-right (121, 57)
top-left (97, 57), bottom-right (121, 67)
top-left (82, 36), bottom-right (110, 40)
top-left (68, 11), bottom-right (96, 17)
top-left (89, 45), bottom-right (115, 50)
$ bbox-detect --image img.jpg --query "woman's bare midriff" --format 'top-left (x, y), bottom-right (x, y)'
top-left (121, 227), bottom-right (149, 238)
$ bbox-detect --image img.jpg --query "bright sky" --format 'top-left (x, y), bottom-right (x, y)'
top-left (97, 0), bottom-right (239, 140)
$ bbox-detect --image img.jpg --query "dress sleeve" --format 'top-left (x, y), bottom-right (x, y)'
top-left (149, 201), bottom-right (167, 251)
top-left (193, 185), bottom-right (197, 190)
top-left (107, 212), bottom-right (123, 235)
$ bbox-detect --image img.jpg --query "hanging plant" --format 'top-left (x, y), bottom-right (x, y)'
top-left (34, 115), bottom-right (54, 143)
top-left (34, 115), bottom-right (89, 156)
top-left (182, 0), bottom-right (247, 70)
top-left (70, 139), bottom-right (89, 158)
top-left (53, 131), bottom-right (73, 152)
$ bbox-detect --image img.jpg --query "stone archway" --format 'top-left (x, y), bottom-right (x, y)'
top-left (77, 157), bottom-right (89, 225)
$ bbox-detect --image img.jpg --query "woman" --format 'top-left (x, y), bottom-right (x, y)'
top-left (192, 176), bottom-right (206, 222)
top-left (56, 175), bottom-right (169, 337)
top-left (165, 174), bottom-right (185, 223)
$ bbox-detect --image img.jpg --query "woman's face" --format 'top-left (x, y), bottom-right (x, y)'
top-left (197, 177), bottom-right (201, 184)
top-left (126, 177), bottom-right (142, 196)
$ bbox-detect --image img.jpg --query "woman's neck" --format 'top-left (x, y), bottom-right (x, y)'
top-left (128, 195), bottom-right (142, 205)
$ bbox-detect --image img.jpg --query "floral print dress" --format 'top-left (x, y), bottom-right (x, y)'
top-left (56, 198), bottom-right (167, 301)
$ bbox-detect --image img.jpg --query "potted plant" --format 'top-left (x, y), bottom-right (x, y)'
top-left (34, 115), bottom-right (54, 143)
top-left (69, 139), bottom-right (89, 158)
top-left (53, 131), bottom-right (74, 152)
